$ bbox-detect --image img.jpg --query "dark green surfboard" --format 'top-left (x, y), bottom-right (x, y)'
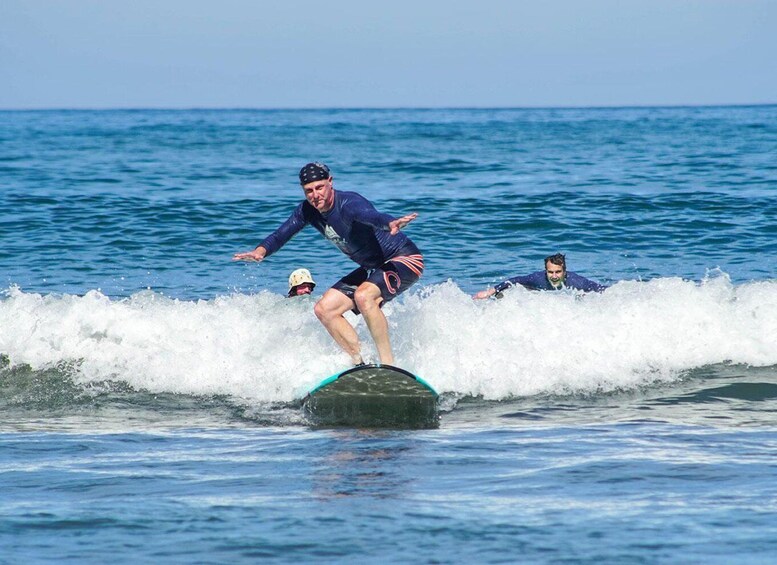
top-left (303, 364), bottom-right (439, 428)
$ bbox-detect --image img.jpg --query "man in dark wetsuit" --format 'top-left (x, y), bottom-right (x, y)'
top-left (473, 253), bottom-right (606, 299)
top-left (233, 162), bottom-right (422, 366)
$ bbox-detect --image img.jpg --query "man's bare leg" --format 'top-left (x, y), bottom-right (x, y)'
top-left (354, 282), bottom-right (393, 365)
top-left (314, 289), bottom-right (363, 365)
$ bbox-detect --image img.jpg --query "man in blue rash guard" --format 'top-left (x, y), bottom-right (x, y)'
top-left (473, 253), bottom-right (607, 299)
top-left (233, 162), bottom-right (422, 366)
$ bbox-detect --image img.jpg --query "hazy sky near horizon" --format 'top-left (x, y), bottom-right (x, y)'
top-left (2, 1), bottom-right (775, 109)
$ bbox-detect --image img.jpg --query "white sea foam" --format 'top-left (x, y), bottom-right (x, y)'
top-left (2, 274), bottom-right (776, 402)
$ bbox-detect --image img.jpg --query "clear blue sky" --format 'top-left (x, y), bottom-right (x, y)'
top-left (2, 0), bottom-right (775, 109)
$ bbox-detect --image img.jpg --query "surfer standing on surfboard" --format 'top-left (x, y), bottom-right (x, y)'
top-left (233, 162), bottom-right (422, 366)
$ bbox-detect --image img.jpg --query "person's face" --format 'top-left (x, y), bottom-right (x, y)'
top-left (292, 283), bottom-right (314, 296)
top-left (545, 261), bottom-right (566, 287)
top-left (302, 177), bottom-right (334, 212)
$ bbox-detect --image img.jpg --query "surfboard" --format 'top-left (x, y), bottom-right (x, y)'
top-left (303, 364), bottom-right (439, 428)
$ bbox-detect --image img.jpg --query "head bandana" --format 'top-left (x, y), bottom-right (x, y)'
top-left (299, 162), bottom-right (331, 185)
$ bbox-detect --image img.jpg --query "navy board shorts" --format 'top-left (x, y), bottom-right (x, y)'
top-left (332, 253), bottom-right (424, 314)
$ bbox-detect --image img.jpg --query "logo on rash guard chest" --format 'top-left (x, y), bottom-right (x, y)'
top-left (323, 224), bottom-right (348, 251)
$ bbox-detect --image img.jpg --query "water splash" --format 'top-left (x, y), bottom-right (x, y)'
top-left (2, 275), bottom-right (776, 403)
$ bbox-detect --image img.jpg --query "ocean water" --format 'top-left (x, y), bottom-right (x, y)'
top-left (1, 106), bottom-right (776, 563)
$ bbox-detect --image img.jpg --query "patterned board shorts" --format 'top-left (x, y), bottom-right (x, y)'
top-left (332, 254), bottom-right (424, 314)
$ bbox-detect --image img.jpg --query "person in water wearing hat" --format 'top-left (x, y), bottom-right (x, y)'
top-left (234, 162), bottom-right (422, 366)
top-left (473, 253), bottom-right (607, 299)
top-left (288, 268), bottom-right (316, 297)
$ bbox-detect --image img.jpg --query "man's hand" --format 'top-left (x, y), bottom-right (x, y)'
top-left (388, 213), bottom-right (418, 235)
top-left (472, 288), bottom-right (496, 300)
top-left (233, 246), bottom-right (267, 262)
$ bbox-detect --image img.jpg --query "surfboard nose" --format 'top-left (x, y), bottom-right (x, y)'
top-left (303, 364), bottom-right (439, 429)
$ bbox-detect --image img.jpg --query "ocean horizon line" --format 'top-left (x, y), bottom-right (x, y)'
top-left (1, 102), bottom-right (776, 113)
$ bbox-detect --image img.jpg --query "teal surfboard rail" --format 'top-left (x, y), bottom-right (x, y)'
top-left (306, 364), bottom-right (437, 398)
top-left (306, 371), bottom-right (342, 396)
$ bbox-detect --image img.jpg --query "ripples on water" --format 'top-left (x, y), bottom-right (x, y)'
top-left (2, 106), bottom-right (776, 298)
top-left (1, 107), bottom-right (777, 563)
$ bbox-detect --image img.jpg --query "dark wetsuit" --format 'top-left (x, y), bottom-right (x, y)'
top-left (259, 190), bottom-right (423, 306)
top-left (494, 271), bottom-right (607, 294)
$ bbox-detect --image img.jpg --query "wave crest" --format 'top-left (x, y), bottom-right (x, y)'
top-left (2, 275), bottom-right (776, 402)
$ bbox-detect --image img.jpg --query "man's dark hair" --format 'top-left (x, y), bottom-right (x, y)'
top-left (544, 253), bottom-right (566, 270)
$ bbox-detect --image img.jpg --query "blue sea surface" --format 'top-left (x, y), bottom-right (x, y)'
top-left (1, 106), bottom-right (777, 563)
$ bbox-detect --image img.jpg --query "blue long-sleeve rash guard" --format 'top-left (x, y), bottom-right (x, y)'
top-left (494, 271), bottom-right (607, 293)
top-left (259, 190), bottom-right (418, 269)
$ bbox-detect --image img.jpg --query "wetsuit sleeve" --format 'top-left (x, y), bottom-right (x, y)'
top-left (258, 203), bottom-right (308, 257)
top-left (342, 193), bottom-right (396, 230)
top-left (494, 273), bottom-right (541, 293)
top-left (566, 272), bottom-right (608, 292)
